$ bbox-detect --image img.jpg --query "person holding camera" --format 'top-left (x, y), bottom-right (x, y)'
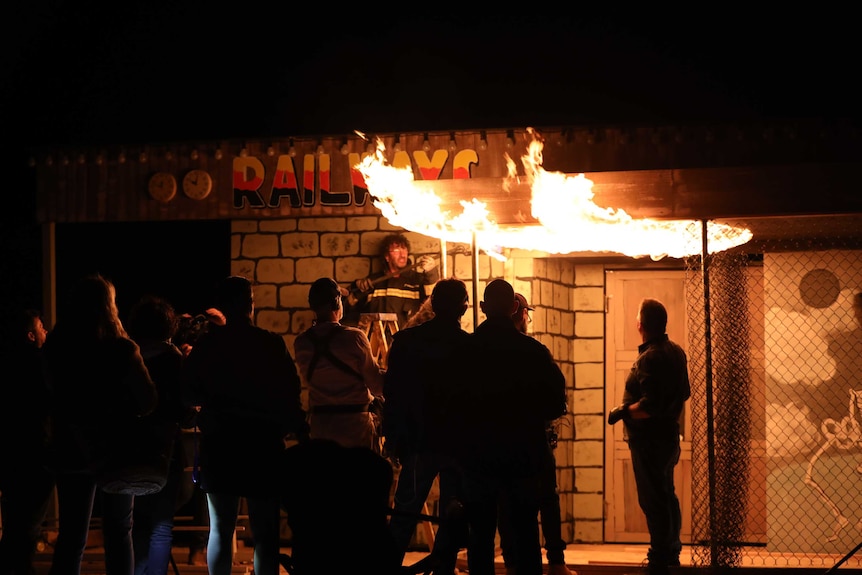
top-left (182, 276), bottom-right (307, 575)
top-left (607, 297), bottom-right (690, 575)
top-left (294, 277), bottom-right (385, 451)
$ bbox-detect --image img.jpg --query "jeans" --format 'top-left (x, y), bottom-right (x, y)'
top-left (629, 434), bottom-right (683, 566)
top-left (48, 472), bottom-right (134, 575)
top-left (462, 469), bottom-right (542, 575)
top-left (389, 451), bottom-right (464, 573)
top-left (206, 492), bottom-right (281, 575)
top-left (499, 447), bottom-right (566, 566)
top-left (132, 452), bottom-right (184, 575)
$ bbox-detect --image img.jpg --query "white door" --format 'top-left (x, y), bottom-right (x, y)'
top-left (604, 269), bottom-right (693, 543)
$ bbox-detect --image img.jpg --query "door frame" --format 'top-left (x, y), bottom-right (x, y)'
top-left (603, 269), bottom-right (693, 543)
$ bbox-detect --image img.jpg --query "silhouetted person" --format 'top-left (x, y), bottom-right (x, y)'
top-left (0, 309), bottom-right (53, 575)
top-left (453, 279), bottom-right (566, 575)
top-left (608, 297), bottom-right (690, 575)
top-left (173, 307), bottom-right (225, 566)
top-left (498, 293), bottom-right (573, 575)
top-left (344, 233), bottom-right (439, 328)
top-left (44, 274), bottom-right (158, 575)
top-left (126, 295), bottom-right (196, 575)
top-left (384, 278), bottom-right (472, 574)
top-left (279, 438), bottom-right (399, 575)
top-left (182, 276), bottom-right (307, 575)
top-left (294, 277), bottom-right (384, 451)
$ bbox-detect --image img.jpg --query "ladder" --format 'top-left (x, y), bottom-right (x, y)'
top-left (357, 313), bottom-right (399, 370)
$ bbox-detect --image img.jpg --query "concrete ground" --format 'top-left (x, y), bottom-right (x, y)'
top-left (32, 541), bottom-right (862, 574)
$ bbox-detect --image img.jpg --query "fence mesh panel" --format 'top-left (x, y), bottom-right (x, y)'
top-left (683, 218), bottom-right (862, 569)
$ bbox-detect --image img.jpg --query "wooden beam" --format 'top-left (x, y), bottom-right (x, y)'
top-left (416, 162), bottom-right (862, 225)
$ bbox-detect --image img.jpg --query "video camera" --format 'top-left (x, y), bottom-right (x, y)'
top-left (173, 313), bottom-right (211, 348)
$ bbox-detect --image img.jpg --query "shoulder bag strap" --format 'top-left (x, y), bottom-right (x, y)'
top-left (305, 327), bottom-right (363, 382)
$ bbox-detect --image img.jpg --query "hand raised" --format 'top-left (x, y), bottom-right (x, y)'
top-left (416, 255), bottom-right (437, 273)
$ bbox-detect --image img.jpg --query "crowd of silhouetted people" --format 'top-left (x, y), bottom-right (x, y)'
top-left (0, 259), bottom-right (580, 575)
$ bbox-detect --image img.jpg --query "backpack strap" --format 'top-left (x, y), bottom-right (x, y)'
top-left (305, 326), bottom-right (363, 382)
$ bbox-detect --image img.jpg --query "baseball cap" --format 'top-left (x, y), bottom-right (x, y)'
top-left (308, 278), bottom-right (342, 309)
top-left (515, 293), bottom-right (534, 312)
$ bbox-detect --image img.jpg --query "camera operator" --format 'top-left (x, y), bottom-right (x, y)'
top-left (174, 308), bottom-right (225, 357)
top-left (172, 306), bottom-right (224, 565)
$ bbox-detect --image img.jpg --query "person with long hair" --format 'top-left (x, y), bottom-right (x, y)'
top-left (44, 274), bottom-right (157, 575)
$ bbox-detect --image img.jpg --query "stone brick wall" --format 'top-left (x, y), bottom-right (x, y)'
top-left (508, 255), bottom-right (606, 543)
top-left (230, 216), bottom-right (608, 544)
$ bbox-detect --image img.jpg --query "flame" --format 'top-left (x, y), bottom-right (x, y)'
top-left (356, 131), bottom-right (752, 260)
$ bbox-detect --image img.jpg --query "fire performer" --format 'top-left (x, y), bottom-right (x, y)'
top-left (344, 233), bottom-right (439, 328)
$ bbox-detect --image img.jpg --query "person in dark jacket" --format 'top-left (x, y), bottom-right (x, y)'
top-left (383, 278), bottom-right (472, 574)
top-left (44, 274), bottom-right (158, 575)
top-left (453, 279), bottom-right (567, 575)
top-left (0, 308), bottom-right (53, 575)
top-left (126, 295), bottom-right (196, 575)
top-left (607, 297), bottom-right (691, 575)
top-left (182, 276), bottom-right (307, 575)
top-left (279, 438), bottom-right (399, 575)
top-left (498, 293), bottom-right (573, 575)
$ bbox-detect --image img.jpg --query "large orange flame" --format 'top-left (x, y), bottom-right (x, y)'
top-left (356, 130), bottom-right (752, 261)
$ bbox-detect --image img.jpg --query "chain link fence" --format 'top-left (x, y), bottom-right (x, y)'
top-left (684, 217), bottom-right (862, 569)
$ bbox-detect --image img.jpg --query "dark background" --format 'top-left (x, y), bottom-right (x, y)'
top-left (5, 6), bottom-right (860, 147)
top-left (2, 5), bottom-right (859, 323)
top-left (52, 220), bottom-right (231, 323)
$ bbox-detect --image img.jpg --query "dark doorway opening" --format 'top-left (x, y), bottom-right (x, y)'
top-left (55, 220), bottom-right (231, 324)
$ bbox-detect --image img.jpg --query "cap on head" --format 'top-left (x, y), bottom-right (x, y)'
top-left (308, 277), bottom-right (342, 311)
top-left (514, 293), bottom-right (534, 312)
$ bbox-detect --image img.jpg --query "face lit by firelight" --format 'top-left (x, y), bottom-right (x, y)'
top-left (385, 243), bottom-right (410, 272)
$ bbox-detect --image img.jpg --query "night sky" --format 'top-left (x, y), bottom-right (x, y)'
top-left (4, 6), bottom-right (859, 148)
top-left (1, 5), bottom-right (859, 319)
